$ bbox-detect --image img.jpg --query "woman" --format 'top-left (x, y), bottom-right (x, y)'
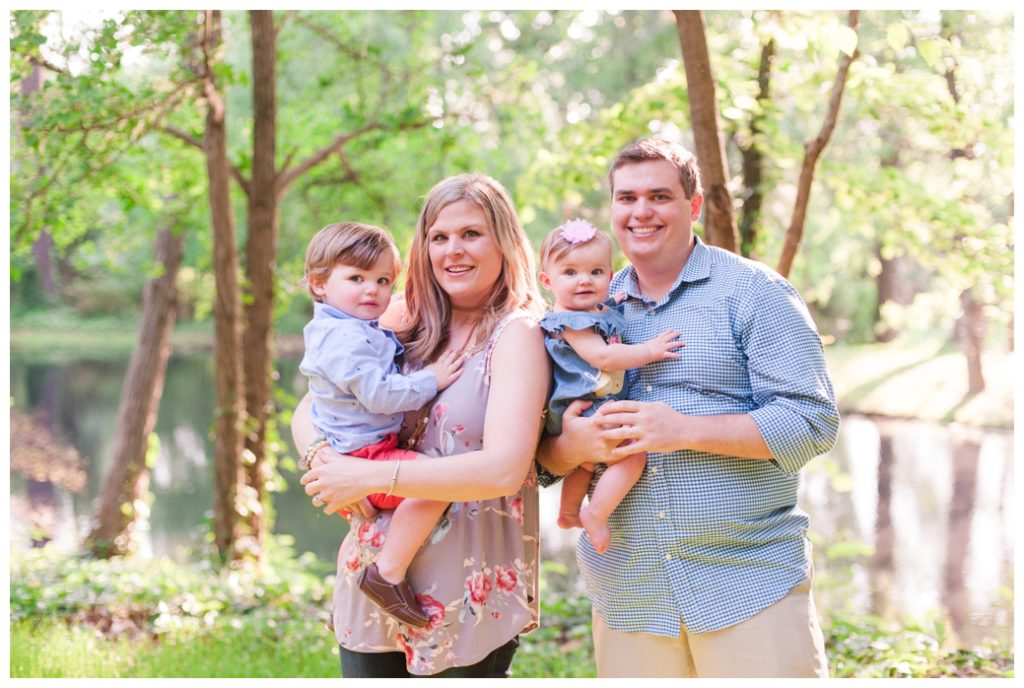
top-left (293, 173), bottom-right (549, 678)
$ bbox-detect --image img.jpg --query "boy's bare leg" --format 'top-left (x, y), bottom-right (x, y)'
top-left (558, 466), bottom-right (595, 529)
top-left (579, 452), bottom-right (646, 554)
top-left (374, 499), bottom-right (449, 584)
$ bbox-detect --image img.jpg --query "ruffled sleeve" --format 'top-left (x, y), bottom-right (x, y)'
top-left (540, 299), bottom-right (625, 339)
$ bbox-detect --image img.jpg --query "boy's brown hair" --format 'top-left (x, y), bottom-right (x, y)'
top-left (303, 222), bottom-right (402, 301)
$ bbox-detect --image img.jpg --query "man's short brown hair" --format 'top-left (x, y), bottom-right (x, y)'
top-left (303, 222), bottom-right (401, 301)
top-left (609, 138), bottom-right (703, 199)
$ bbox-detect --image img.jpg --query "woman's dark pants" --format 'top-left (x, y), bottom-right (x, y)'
top-left (339, 636), bottom-right (519, 678)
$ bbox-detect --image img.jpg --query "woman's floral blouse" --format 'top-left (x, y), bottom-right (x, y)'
top-left (331, 312), bottom-right (540, 675)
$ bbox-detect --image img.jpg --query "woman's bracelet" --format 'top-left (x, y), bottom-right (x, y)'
top-left (300, 435), bottom-right (330, 471)
top-left (384, 459), bottom-right (402, 498)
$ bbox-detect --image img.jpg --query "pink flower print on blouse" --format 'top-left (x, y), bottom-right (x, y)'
top-left (406, 593), bottom-right (446, 639)
top-left (465, 570), bottom-right (493, 612)
top-left (494, 565), bottom-right (518, 593)
top-left (356, 520), bottom-right (385, 549)
top-left (432, 402), bottom-right (448, 423)
top-left (508, 495), bottom-right (524, 525)
top-left (344, 548), bottom-right (361, 572)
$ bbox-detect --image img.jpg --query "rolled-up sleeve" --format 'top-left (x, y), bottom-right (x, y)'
top-left (741, 270), bottom-right (839, 475)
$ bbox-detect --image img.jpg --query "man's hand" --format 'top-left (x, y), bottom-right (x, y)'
top-left (596, 400), bottom-right (685, 458)
top-left (539, 399), bottom-right (643, 477)
top-left (597, 401), bottom-right (775, 460)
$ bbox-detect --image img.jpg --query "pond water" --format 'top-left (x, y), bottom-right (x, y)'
top-left (9, 354), bottom-right (1014, 650)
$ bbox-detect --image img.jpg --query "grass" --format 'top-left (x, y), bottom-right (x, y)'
top-left (9, 544), bottom-right (1013, 679)
top-left (9, 308), bottom-right (215, 360)
top-left (826, 339), bottom-right (1013, 429)
top-left (9, 617), bottom-right (340, 678)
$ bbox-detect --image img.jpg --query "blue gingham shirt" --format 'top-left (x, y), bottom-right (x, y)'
top-left (542, 237), bottom-right (838, 636)
top-left (300, 302), bottom-right (437, 453)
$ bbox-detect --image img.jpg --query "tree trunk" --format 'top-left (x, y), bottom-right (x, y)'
top-left (85, 223), bottom-right (185, 557)
top-left (776, 10), bottom-right (859, 278)
top-left (239, 9), bottom-right (279, 560)
top-left (941, 17), bottom-right (988, 392)
top-left (673, 10), bottom-right (739, 253)
top-left (738, 38), bottom-right (774, 259)
top-left (202, 10), bottom-right (247, 562)
top-left (955, 289), bottom-right (986, 395)
top-left (20, 62), bottom-right (58, 297)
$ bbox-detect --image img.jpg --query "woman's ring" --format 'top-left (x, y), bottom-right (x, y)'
top-left (313, 493), bottom-right (325, 504)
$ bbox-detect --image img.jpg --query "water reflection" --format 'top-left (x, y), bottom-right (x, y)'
top-left (800, 416), bottom-right (1013, 648)
top-left (8, 356), bottom-right (1014, 649)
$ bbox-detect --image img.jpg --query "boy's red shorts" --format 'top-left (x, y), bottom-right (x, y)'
top-left (351, 433), bottom-right (419, 510)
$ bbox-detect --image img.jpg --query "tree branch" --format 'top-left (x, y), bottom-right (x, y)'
top-left (776, 10), bottom-right (860, 278)
top-left (160, 126), bottom-right (251, 195)
top-left (277, 122), bottom-right (383, 194)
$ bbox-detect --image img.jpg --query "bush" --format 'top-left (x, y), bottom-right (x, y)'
top-left (8, 543), bottom-right (1014, 678)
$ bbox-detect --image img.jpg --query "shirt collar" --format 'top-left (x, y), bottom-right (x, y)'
top-left (620, 235), bottom-right (712, 303)
top-left (314, 301), bottom-right (374, 324)
top-left (314, 302), bottom-right (405, 354)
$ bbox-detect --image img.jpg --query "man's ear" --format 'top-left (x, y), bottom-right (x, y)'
top-left (538, 271), bottom-right (552, 291)
top-left (690, 193), bottom-right (704, 222)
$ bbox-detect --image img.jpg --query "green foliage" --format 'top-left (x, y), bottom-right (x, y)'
top-left (8, 544), bottom-right (1013, 678)
top-left (826, 617), bottom-right (1013, 678)
top-left (13, 9), bottom-right (1013, 346)
top-left (10, 537), bottom-right (333, 629)
top-left (514, 587), bottom-right (596, 677)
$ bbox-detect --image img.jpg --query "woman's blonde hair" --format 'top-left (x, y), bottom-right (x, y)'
top-left (398, 173), bottom-right (543, 368)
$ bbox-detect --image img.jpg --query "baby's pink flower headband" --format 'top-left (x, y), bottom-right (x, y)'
top-left (559, 218), bottom-right (598, 244)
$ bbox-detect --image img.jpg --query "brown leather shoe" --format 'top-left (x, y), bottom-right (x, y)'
top-left (358, 562), bottom-right (431, 628)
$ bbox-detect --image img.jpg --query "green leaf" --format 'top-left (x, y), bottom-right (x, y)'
top-left (836, 25), bottom-right (859, 57)
top-left (918, 38), bottom-right (943, 68)
top-left (886, 22), bottom-right (910, 52)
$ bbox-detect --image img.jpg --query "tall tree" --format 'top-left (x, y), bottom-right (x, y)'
top-left (240, 10), bottom-right (277, 556)
top-left (939, 12), bottom-right (985, 395)
top-left (737, 35), bottom-right (775, 259)
top-left (197, 9), bottom-right (248, 559)
top-left (85, 221), bottom-right (186, 556)
top-left (673, 10), bottom-right (739, 253)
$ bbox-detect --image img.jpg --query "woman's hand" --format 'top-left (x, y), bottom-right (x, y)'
top-left (300, 452), bottom-right (378, 517)
top-left (306, 451), bottom-right (378, 519)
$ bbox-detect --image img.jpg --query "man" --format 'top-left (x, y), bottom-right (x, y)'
top-left (538, 138), bottom-right (839, 678)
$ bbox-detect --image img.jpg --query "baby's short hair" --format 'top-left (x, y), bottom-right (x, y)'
top-left (539, 220), bottom-right (614, 271)
top-left (303, 222), bottom-right (401, 301)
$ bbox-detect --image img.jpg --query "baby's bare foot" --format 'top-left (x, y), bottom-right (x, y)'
top-left (579, 508), bottom-right (611, 554)
top-left (557, 511), bottom-right (582, 529)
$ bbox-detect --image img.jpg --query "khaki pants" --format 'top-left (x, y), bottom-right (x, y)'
top-left (592, 578), bottom-right (829, 678)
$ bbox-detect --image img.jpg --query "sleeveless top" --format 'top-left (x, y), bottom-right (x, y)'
top-left (331, 311), bottom-right (541, 675)
top-left (539, 298), bottom-right (628, 436)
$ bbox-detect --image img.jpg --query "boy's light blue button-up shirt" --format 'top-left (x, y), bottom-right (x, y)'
top-left (300, 302), bottom-right (437, 453)
top-left (545, 237), bottom-right (839, 636)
